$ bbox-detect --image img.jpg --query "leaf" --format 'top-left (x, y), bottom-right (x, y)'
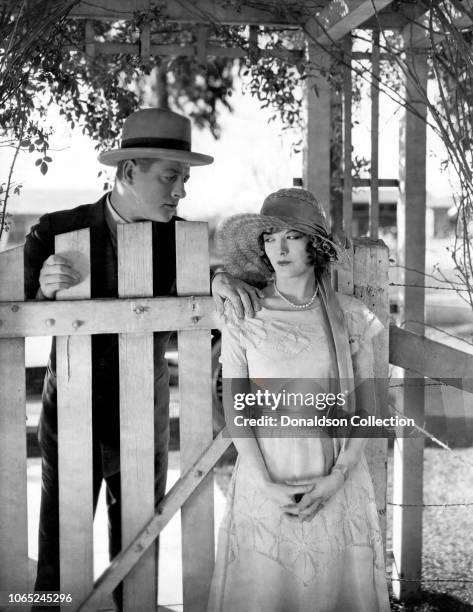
top-left (20, 139), bottom-right (30, 147)
top-left (29, 144), bottom-right (35, 153)
top-left (40, 162), bottom-right (48, 175)
top-left (35, 158), bottom-right (42, 166)
top-left (43, 156), bottom-right (52, 162)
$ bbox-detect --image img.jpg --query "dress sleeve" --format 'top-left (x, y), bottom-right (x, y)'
top-left (220, 313), bottom-right (249, 379)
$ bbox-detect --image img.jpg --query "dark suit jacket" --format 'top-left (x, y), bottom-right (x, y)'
top-left (24, 193), bottom-right (181, 457)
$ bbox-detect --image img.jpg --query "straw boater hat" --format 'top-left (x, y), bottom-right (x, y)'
top-left (98, 107), bottom-right (214, 167)
top-left (217, 188), bottom-right (339, 285)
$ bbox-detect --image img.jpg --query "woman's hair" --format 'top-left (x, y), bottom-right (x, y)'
top-left (258, 228), bottom-right (338, 278)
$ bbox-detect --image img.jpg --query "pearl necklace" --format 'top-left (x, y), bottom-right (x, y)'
top-left (273, 279), bottom-right (318, 310)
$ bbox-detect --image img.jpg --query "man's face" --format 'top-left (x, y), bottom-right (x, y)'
top-left (124, 159), bottom-right (191, 222)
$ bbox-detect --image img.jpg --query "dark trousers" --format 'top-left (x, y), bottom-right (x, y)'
top-left (34, 417), bottom-right (123, 607)
top-left (34, 369), bottom-right (169, 611)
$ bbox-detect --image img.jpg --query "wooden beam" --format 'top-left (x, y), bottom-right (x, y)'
top-left (0, 296), bottom-right (218, 338)
top-left (77, 431), bottom-right (232, 612)
top-left (363, 0), bottom-right (430, 29)
top-left (342, 35), bottom-right (353, 236)
top-left (0, 246), bottom-right (28, 593)
top-left (195, 23), bottom-right (209, 64)
top-left (67, 0), bottom-right (303, 25)
top-left (389, 325), bottom-right (473, 393)
top-left (305, 0), bottom-right (396, 45)
top-left (303, 45), bottom-right (331, 219)
top-left (65, 41), bottom-right (302, 62)
top-left (140, 21), bottom-right (151, 64)
top-left (352, 177), bottom-right (399, 188)
top-left (85, 20), bottom-right (95, 57)
top-left (370, 29), bottom-right (380, 240)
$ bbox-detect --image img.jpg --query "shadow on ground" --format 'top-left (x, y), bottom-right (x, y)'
top-left (391, 591), bottom-right (473, 611)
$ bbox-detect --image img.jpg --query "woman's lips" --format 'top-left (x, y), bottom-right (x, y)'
top-left (277, 260), bottom-right (291, 266)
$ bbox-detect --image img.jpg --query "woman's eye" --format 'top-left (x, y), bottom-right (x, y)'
top-left (263, 236), bottom-right (274, 243)
top-left (287, 233), bottom-right (301, 240)
top-left (163, 175), bottom-right (177, 182)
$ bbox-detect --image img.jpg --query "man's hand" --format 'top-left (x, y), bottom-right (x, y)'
top-left (293, 473), bottom-right (344, 522)
top-left (38, 254), bottom-right (81, 299)
top-left (211, 272), bottom-right (264, 319)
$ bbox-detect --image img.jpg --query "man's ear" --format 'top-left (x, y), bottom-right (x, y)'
top-left (122, 159), bottom-right (136, 185)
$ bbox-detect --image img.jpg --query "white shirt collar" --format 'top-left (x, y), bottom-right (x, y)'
top-left (105, 193), bottom-right (128, 224)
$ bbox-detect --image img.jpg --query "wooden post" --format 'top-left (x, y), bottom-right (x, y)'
top-left (370, 29), bottom-right (380, 240)
top-left (195, 24), bottom-right (208, 65)
top-left (0, 246), bottom-right (28, 592)
top-left (85, 20), bottom-right (95, 58)
top-left (118, 223), bottom-right (156, 612)
top-left (334, 34), bottom-right (354, 296)
top-left (55, 230), bottom-right (94, 608)
top-left (303, 43), bottom-right (331, 219)
top-left (353, 239), bottom-right (390, 545)
top-left (176, 221), bottom-right (214, 612)
top-left (392, 37), bottom-right (428, 600)
top-left (140, 21), bottom-right (151, 65)
top-left (343, 34), bottom-right (353, 237)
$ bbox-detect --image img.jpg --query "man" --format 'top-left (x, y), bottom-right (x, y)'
top-left (24, 107), bottom-right (261, 608)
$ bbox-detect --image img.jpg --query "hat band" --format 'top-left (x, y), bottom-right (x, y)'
top-left (121, 137), bottom-right (191, 151)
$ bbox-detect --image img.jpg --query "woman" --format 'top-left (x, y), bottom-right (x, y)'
top-left (208, 188), bottom-right (390, 612)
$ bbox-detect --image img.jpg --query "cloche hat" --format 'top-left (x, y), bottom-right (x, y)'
top-left (98, 107), bottom-right (214, 167)
top-left (217, 188), bottom-right (341, 285)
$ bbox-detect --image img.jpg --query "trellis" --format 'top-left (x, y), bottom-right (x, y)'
top-left (1, 0), bottom-right (473, 606)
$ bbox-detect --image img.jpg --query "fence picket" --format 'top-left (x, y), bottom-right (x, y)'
top-left (0, 246), bottom-right (28, 591)
top-left (117, 222), bottom-right (156, 612)
top-left (55, 229), bottom-right (94, 608)
top-left (176, 221), bottom-right (214, 612)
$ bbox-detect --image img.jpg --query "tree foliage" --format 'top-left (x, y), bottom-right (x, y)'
top-left (0, 1), bottom-right (239, 235)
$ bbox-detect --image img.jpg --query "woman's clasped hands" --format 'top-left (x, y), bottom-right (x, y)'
top-left (268, 472), bottom-right (345, 522)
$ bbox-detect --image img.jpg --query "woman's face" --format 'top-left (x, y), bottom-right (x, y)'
top-left (263, 229), bottom-right (312, 278)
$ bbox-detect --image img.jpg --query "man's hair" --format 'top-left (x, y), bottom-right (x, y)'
top-left (115, 158), bottom-right (158, 182)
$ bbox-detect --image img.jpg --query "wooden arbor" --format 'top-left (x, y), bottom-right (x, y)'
top-left (1, 0), bottom-right (473, 609)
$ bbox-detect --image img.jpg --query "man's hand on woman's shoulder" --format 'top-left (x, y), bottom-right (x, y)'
top-left (211, 271), bottom-right (264, 319)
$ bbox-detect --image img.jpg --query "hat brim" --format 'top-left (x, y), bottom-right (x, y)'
top-left (217, 214), bottom-right (294, 284)
top-left (98, 147), bottom-right (214, 167)
top-left (217, 213), bottom-right (342, 284)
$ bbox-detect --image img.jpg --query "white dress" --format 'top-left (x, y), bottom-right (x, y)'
top-left (207, 294), bottom-right (391, 612)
